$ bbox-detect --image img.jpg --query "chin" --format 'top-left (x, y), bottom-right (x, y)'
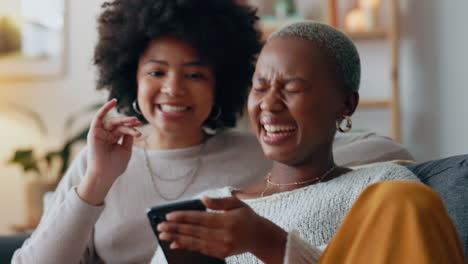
top-left (155, 122), bottom-right (192, 135)
top-left (263, 146), bottom-right (299, 165)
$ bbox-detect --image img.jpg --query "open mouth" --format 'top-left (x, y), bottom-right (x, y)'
top-left (157, 104), bottom-right (191, 113)
top-left (261, 124), bottom-right (297, 144)
top-left (263, 124), bottom-right (297, 137)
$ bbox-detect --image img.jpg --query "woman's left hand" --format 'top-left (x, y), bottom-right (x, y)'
top-left (157, 196), bottom-right (287, 264)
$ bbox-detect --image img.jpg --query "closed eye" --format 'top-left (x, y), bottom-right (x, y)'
top-left (185, 73), bottom-right (205, 79)
top-left (284, 84), bottom-right (304, 93)
top-left (284, 78), bottom-right (306, 93)
top-left (253, 85), bottom-right (268, 92)
top-left (253, 77), bottom-right (268, 92)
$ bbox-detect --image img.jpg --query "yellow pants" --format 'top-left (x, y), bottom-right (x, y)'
top-left (319, 181), bottom-right (466, 264)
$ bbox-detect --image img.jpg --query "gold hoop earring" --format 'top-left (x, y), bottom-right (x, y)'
top-left (336, 115), bottom-right (352, 133)
top-left (132, 100), bottom-right (142, 115)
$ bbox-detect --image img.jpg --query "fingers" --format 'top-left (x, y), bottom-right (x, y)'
top-left (89, 103), bottom-right (143, 143)
top-left (120, 135), bottom-right (134, 150)
top-left (91, 99), bottom-right (118, 129)
top-left (166, 211), bottom-right (223, 228)
top-left (201, 196), bottom-right (245, 211)
top-left (113, 126), bottom-right (142, 138)
top-left (103, 116), bottom-right (141, 131)
top-left (157, 222), bottom-right (220, 240)
top-left (93, 124), bottom-right (141, 143)
top-left (159, 232), bottom-right (229, 259)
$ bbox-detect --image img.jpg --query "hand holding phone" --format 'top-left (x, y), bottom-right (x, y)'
top-left (147, 199), bottom-right (226, 264)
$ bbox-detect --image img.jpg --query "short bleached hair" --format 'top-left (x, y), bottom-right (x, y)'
top-left (268, 21), bottom-right (361, 92)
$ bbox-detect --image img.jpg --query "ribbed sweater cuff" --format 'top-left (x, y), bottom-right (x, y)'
top-left (71, 186), bottom-right (106, 211)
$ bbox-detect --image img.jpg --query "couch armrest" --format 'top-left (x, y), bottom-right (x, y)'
top-left (0, 234), bottom-right (29, 263)
top-left (408, 154), bottom-right (468, 257)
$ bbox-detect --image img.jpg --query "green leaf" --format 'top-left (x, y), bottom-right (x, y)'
top-left (44, 151), bottom-right (62, 166)
top-left (6, 101), bottom-right (101, 181)
top-left (8, 149), bottom-right (34, 164)
top-left (23, 162), bottom-right (40, 174)
top-left (7, 149), bottom-right (41, 175)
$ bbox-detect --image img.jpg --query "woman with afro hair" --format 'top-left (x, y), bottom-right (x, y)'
top-left (12, 0), bottom-right (270, 263)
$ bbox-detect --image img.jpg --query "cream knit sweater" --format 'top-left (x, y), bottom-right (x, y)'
top-left (152, 163), bottom-right (420, 264)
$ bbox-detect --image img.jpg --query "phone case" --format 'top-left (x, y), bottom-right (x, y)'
top-left (147, 199), bottom-right (227, 264)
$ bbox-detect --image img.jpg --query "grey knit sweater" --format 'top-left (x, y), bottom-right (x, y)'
top-left (152, 163), bottom-right (420, 264)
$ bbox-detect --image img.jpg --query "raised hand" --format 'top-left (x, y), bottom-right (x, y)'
top-left (77, 99), bottom-right (142, 205)
top-left (157, 196), bottom-right (288, 264)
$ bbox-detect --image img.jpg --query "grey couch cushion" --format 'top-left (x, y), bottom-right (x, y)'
top-left (407, 155), bottom-right (468, 256)
top-left (334, 132), bottom-right (414, 167)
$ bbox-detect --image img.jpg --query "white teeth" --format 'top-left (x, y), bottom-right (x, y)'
top-left (160, 104), bottom-right (188, 113)
top-left (266, 132), bottom-right (292, 138)
top-left (263, 124), bottom-right (296, 133)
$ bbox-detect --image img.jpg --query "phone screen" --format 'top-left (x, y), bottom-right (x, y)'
top-left (147, 199), bottom-right (226, 264)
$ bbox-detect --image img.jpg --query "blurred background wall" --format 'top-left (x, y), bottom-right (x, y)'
top-left (0, 0), bottom-right (105, 234)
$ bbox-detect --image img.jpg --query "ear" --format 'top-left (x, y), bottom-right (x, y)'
top-left (342, 91), bottom-right (359, 116)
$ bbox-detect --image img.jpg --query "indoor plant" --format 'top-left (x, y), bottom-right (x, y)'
top-left (6, 102), bottom-right (102, 229)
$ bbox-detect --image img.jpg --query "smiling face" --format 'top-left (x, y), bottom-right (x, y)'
top-left (136, 37), bottom-right (215, 140)
top-left (248, 36), bottom-right (355, 165)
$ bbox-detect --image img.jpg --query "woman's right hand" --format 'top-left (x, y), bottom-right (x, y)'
top-left (77, 99), bottom-right (143, 205)
top-left (157, 196), bottom-right (288, 263)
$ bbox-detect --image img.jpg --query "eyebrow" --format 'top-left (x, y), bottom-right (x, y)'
top-left (285, 77), bottom-right (307, 83)
top-left (255, 75), bottom-right (306, 83)
top-left (144, 59), bottom-right (210, 67)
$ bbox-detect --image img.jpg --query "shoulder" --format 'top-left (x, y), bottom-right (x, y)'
top-left (201, 131), bottom-right (270, 187)
top-left (333, 132), bottom-right (414, 167)
top-left (211, 131), bottom-right (259, 147)
top-left (352, 162), bottom-right (420, 183)
top-left (206, 131), bottom-right (264, 155)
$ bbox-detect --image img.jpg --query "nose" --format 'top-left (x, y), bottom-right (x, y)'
top-left (260, 88), bottom-right (285, 112)
top-left (161, 74), bottom-right (186, 97)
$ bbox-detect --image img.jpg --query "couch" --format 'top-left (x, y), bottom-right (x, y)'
top-left (408, 154), bottom-right (468, 256)
top-left (0, 234), bottom-right (29, 263)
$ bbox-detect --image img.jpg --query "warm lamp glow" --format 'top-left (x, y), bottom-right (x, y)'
top-left (357, 0), bottom-right (380, 31)
top-left (359, 0), bottom-right (379, 9)
top-left (345, 9), bottom-right (365, 32)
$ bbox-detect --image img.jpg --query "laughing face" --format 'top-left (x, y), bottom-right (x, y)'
top-left (136, 37), bottom-right (215, 138)
top-left (248, 36), bottom-right (351, 165)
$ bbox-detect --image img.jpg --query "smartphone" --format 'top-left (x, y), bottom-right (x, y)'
top-left (147, 199), bottom-right (227, 264)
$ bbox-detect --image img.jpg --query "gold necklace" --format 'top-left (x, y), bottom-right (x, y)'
top-left (261, 166), bottom-right (337, 198)
top-left (143, 137), bottom-right (206, 201)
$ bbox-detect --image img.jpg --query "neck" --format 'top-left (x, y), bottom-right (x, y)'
top-left (146, 128), bottom-right (207, 150)
top-left (269, 152), bottom-right (336, 185)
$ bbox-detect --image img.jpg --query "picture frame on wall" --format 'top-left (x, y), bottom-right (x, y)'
top-left (0, 0), bottom-right (66, 80)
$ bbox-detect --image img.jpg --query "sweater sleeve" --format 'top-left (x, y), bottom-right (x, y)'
top-left (283, 231), bottom-right (323, 264)
top-left (373, 163), bottom-right (422, 183)
top-left (12, 147), bottom-right (105, 264)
